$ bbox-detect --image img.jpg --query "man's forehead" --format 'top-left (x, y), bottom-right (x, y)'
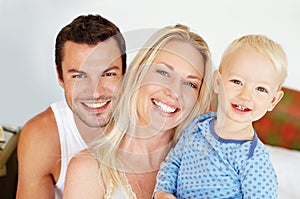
top-left (63, 38), bottom-right (122, 73)
top-left (78, 64), bottom-right (121, 73)
top-left (82, 40), bottom-right (120, 61)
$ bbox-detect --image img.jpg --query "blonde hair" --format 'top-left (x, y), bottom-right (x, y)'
top-left (89, 24), bottom-right (213, 197)
top-left (219, 34), bottom-right (288, 89)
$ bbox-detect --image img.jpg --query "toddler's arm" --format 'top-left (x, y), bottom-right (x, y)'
top-left (241, 152), bottom-right (278, 198)
top-left (153, 127), bottom-right (189, 196)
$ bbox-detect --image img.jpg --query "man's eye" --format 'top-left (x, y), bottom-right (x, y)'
top-left (72, 74), bottom-right (85, 79)
top-left (184, 82), bottom-right (198, 89)
top-left (102, 72), bottom-right (116, 77)
top-left (257, 87), bottom-right (268, 93)
top-left (231, 79), bottom-right (242, 85)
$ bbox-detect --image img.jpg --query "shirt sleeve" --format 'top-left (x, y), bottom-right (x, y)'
top-left (240, 152), bottom-right (278, 199)
top-left (154, 128), bottom-right (189, 195)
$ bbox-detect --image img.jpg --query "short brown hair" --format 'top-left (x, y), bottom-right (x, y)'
top-left (55, 14), bottom-right (126, 80)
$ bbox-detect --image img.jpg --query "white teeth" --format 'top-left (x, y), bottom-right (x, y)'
top-left (236, 105), bottom-right (246, 111)
top-left (153, 100), bottom-right (176, 113)
top-left (83, 102), bottom-right (108, 108)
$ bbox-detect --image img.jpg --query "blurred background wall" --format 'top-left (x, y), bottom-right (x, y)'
top-left (0, 0), bottom-right (299, 126)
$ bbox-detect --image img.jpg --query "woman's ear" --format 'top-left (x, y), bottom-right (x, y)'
top-left (213, 70), bottom-right (222, 94)
top-left (268, 90), bottom-right (284, 111)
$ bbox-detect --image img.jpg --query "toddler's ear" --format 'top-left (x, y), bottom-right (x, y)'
top-left (268, 90), bottom-right (284, 111)
top-left (213, 70), bottom-right (222, 94)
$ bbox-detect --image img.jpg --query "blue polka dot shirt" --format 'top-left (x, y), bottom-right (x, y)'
top-left (154, 112), bottom-right (278, 199)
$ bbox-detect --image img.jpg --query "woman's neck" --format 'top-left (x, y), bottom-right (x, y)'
top-left (121, 126), bottom-right (174, 153)
top-left (118, 126), bottom-right (174, 173)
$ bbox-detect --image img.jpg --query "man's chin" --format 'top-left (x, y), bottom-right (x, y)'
top-left (85, 116), bottom-right (111, 128)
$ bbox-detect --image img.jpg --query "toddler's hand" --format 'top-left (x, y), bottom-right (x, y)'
top-left (154, 191), bottom-right (177, 199)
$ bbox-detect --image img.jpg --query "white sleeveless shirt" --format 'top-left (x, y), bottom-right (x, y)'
top-left (51, 100), bottom-right (87, 199)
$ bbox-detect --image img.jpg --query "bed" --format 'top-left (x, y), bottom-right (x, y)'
top-left (266, 145), bottom-right (300, 199)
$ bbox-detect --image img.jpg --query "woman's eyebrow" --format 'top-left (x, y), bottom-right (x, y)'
top-left (155, 62), bottom-right (174, 71)
top-left (155, 62), bottom-right (202, 81)
top-left (186, 74), bottom-right (203, 81)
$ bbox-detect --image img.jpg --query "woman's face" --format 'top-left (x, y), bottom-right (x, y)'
top-left (137, 40), bottom-right (205, 133)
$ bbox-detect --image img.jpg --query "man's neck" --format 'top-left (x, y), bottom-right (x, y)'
top-left (74, 116), bottom-right (104, 143)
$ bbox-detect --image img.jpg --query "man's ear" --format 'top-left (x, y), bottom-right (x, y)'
top-left (268, 90), bottom-right (284, 111)
top-left (213, 70), bottom-right (222, 94)
top-left (56, 65), bottom-right (64, 88)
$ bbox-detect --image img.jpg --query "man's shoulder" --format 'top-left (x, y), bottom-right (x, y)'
top-left (17, 107), bottom-right (63, 188)
top-left (22, 107), bottom-right (57, 135)
top-left (19, 107), bottom-right (60, 149)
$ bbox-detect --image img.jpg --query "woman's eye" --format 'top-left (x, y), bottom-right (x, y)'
top-left (257, 87), bottom-right (268, 93)
top-left (157, 70), bottom-right (169, 77)
top-left (184, 82), bottom-right (198, 89)
top-left (231, 79), bottom-right (242, 85)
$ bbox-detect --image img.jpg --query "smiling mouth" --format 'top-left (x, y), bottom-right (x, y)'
top-left (152, 99), bottom-right (179, 113)
top-left (82, 101), bottom-right (110, 109)
top-left (233, 104), bottom-right (251, 112)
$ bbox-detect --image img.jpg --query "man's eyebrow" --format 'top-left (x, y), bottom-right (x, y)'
top-left (67, 69), bottom-right (86, 74)
top-left (103, 66), bottom-right (121, 73)
top-left (67, 66), bottom-right (120, 74)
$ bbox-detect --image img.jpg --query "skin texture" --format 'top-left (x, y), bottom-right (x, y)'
top-left (63, 40), bottom-right (205, 199)
top-left (16, 39), bottom-right (123, 199)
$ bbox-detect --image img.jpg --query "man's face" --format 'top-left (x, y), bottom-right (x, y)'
top-left (58, 38), bottom-right (123, 128)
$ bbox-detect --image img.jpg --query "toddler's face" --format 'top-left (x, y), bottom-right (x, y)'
top-left (215, 45), bottom-right (283, 124)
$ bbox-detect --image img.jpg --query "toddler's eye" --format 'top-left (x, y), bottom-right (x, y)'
top-left (231, 79), bottom-right (242, 86)
top-left (257, 87), bottom-right (268, 93)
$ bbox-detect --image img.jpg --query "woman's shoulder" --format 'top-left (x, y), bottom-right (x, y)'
top-left (64, 151), bottom-right (105, 198)
top-left (66, 149), bottom-right (101, 189)
top-left (69, 149), bottom-right (99, 171)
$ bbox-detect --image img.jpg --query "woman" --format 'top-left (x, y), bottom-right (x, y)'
top-left (63, 24), bottom-right (212, 199)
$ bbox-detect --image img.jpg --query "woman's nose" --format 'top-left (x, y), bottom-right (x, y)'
top-left (163, 79), bottom-right (182, 99)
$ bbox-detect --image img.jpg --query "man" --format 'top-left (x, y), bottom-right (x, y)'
top-left (16, 14), bottom-right (126, 199)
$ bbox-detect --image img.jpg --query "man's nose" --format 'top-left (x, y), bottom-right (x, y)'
top-left (79, 77), bottom-right (107, 99)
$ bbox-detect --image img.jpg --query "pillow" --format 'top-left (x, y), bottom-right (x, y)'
top-left (254, 87), bottom-right (300, 151)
